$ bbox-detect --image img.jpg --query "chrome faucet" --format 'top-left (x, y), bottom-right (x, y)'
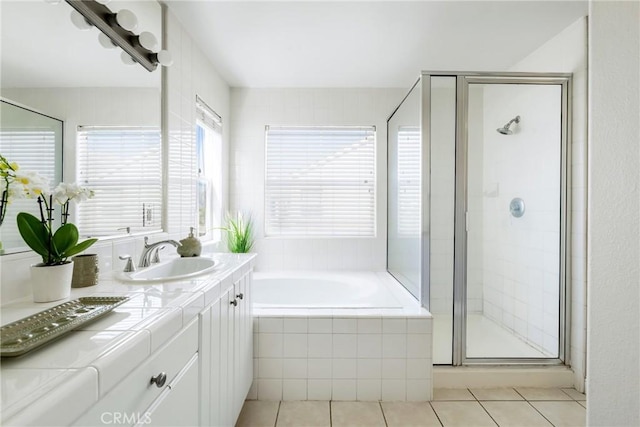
top-left (138, 237), bottom-right (181, 268)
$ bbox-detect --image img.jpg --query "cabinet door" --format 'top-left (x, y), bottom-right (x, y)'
top-left (242, 274), bottom-right (254, 397)
top-left (199, 306), bottom-right (212, 427)
top-left (219, 289), bottom-right (231, 427)
top-left (207, 298), bottom-right (221, 427)
top-left (138, 354), bottom-right (199, 427)
top-left (233, 281), bottom-right (242, 420)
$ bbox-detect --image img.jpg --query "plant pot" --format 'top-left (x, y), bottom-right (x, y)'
top-left (30, 261), bottom-right (74, 303)
top-left (71, 254), bottom-right (99, 288)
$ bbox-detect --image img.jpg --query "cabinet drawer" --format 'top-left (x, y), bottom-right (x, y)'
top-left (74, 319), bottom-right (199, 426)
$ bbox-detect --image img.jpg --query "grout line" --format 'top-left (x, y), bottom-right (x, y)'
top-left (476, 400), bottom-right (500, 427)
top-left (468, 387), bottom-right (479, 401)
top-left (273, 401), bottom-right (282, 427)
top-left (513, 388), bottom-right (527, 400)
top-left (329, 400), bottom-right (332, 427)
top-left (428, 401), bottom-right (445, 427)
top-left (525, 400), bottom-right (556, 427)
top-left (378, 401), bottom-right (389, 427)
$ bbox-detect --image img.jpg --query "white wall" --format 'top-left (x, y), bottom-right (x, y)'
top-left (509, 17), bottom-right (588, 390)
top-left (165, 7), bottom-right (230, 239)
top-left (587, 2), bottom-right (640, 425)
top-left (229, 88), bottom-right (405, 271)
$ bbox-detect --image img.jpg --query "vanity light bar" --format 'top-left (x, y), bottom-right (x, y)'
top-left (64, 0), bottom-right (158, 72)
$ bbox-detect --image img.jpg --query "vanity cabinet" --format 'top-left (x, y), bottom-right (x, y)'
top-left (73, 318), bottom-right (199, 427)
top-left (200, 270), bottom-right (254, 427)
top-left (1, 255), bottom-right (256, 427)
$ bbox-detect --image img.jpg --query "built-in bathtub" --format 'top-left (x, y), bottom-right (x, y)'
top-left (249, 271), bottom-right (433, 402)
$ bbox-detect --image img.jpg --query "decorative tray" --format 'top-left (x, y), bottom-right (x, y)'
top-left (1, 296), bottom-right (129, 357)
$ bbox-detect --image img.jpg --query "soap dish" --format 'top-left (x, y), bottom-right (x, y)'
top-left (0, 296), bottom-right (129, 357)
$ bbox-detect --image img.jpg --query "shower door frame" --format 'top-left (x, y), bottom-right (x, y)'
top-left (421, 72), bottom-right (572, 366)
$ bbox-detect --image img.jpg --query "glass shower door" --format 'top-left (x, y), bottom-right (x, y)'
top-left (464, 80), bottom-right (565, 360)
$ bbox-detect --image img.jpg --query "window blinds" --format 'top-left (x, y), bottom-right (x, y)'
top-left (265, 125), bottom-right (376, 237)
top-left (196, 96), bottom-right (222, 132)
top-left (397, 126), bottom-right (421, 236)
top-left (77, 126), bottom-right (162, 236)
top-left (0, 127), bottom-right (58, 247)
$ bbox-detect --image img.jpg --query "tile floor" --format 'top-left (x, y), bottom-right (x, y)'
top-left (236, 387), bottom-right (586, 427)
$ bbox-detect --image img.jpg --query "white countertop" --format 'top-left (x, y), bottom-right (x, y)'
top-left (0, 252), bottom-right (256, 425)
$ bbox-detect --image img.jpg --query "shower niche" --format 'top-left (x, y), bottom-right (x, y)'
top-left (387, 72), bottom-right (571, 365)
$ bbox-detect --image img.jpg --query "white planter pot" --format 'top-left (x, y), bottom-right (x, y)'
top-left (30, 261), bottom-right (74, 303)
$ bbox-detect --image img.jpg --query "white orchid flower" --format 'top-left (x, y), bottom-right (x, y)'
top-left (13, 170), bottom-right (49, 199)
top-left (53, 182), bottom-right (94, 205)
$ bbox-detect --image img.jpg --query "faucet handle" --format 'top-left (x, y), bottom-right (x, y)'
top-left (118, 254), bottom-right (136, 272)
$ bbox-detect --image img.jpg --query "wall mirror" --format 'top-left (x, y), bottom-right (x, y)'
top-left (0, 0), bottom-right (162, 255)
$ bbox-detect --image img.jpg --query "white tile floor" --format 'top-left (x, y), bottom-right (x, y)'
top-left (433, 314), bottom-right (553, 364)
top-left (236, 387), bottom-right (586, 427)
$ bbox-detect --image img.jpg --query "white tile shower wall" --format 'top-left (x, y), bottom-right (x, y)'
top-left (509, 17), bottom-right (588, 391)
top-left (229, 88), bottom-right (405, 272)
top-left (251, 315), bottom-right (432, 401)
top-left (480, 83), bottom-right (562, 357)
top-left (164, 9), bottom-right (230, 240)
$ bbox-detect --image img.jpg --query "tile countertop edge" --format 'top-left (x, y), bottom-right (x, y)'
top-left (0, 252), bottom-right (256, 424)
top-left (2, 367), bottom-right (100, 426)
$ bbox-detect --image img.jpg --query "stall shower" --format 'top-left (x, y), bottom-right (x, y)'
top-left (387, 72), bottom-right (571, 365)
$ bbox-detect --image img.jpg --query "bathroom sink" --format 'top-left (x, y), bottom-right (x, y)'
top-left (117, 257), bottom-right (219, 283)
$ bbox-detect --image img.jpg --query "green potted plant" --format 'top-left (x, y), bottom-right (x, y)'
top-left (13, 171), bottom-right (97, 302)
top-left (221, 212), bottom-right (254, 253)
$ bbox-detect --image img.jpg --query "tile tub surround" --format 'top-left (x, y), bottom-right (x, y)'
top-left (0, 253), bottom-right (255, 426)
top-left (250, 314), bottom-right (433, 402)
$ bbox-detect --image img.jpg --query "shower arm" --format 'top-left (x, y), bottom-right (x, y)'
top-left (503, 116), bottom-right (521, 128)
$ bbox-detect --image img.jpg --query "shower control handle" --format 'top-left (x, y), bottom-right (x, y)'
top-left (510, 197), bottom-right (525, 218)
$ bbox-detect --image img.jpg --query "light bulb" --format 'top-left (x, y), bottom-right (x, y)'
top-left (70, 10), bottom-right (92, 30)
top-left (95, 0), bottom-right (111, 4)
top-left (120, 51), bottom-right (136, 65)
top-left (98, 32), bottom-right (117, 49)
top-left (156, 50), bottom-right (173, 67)
top-left (116, 9), bottom-right (137, 32)
top-left (138, 32), bottom-right (158, 52)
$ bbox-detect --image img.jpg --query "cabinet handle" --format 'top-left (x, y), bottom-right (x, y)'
top-left (150, 372), bottom-right (167, 388)
top-left (230, 299), bottom-right (238, 307)
top-left (236, 293), bottom-right (244, 300)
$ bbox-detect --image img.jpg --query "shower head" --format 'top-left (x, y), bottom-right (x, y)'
top-left (497, 115), bottom-right (521, 135)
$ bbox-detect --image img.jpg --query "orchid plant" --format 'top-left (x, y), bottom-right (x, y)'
top-left (1, 155), bottom-right (98, 265)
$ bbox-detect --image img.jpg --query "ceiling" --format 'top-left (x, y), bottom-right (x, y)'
top-left (166, 1), bottom-right (587, 88)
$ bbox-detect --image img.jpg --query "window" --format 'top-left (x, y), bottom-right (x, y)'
top-left (397, 126), bottom-right (421, 236)
top-left (265, 125), bottom-right (376, 237)
top-left (195, 96), bottom-right (222, 241)
top-left (77, 126), bottom-right (162, 236)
